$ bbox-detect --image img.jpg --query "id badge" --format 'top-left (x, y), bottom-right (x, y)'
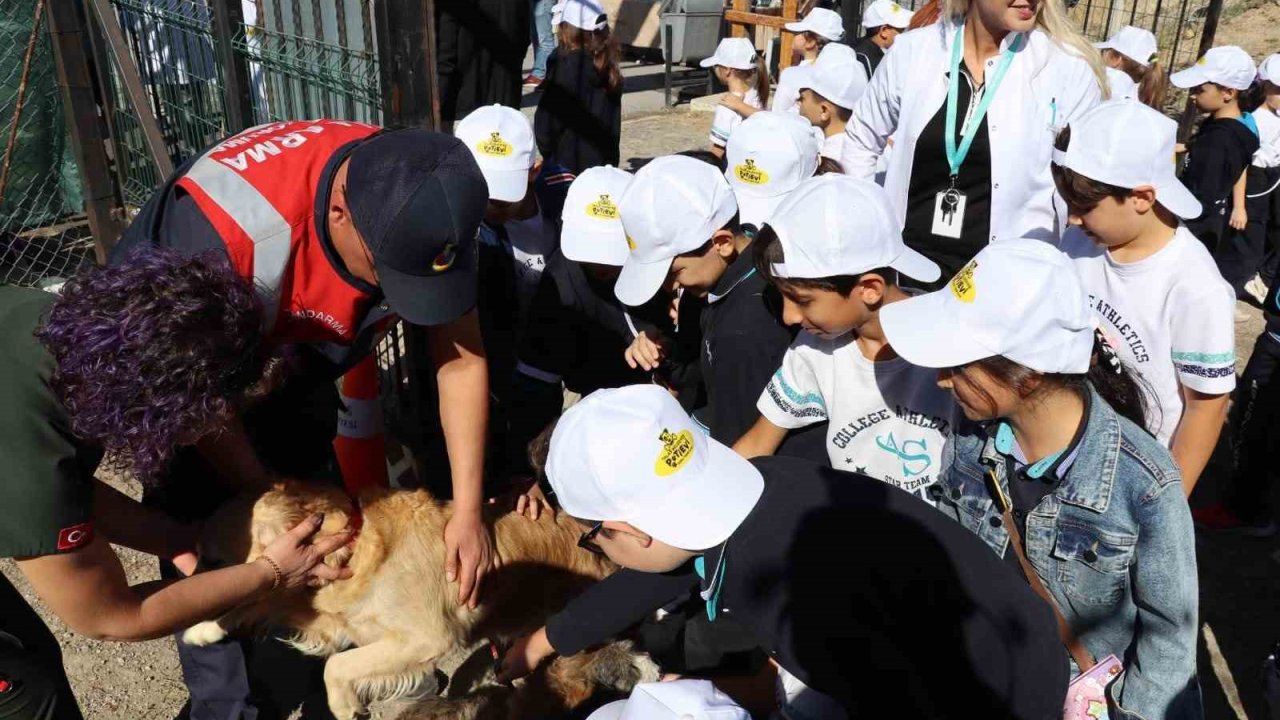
top-left (932, 189), bottom-right (967, 239)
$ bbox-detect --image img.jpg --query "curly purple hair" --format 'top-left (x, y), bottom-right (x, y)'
top-left (37, 248), bottom-right (273, 483)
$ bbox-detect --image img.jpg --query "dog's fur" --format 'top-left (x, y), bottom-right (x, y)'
top-left (185, 482), bottom-right (617, 720)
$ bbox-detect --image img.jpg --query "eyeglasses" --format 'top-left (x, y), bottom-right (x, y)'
top-left (577, 522), bottom-right (606, 556)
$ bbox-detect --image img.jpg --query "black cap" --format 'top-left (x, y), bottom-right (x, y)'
top-left (346, 130), bottom-right (489, 326)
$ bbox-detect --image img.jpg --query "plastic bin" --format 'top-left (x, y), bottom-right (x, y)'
top-left (660, 0), bottom-right (724, 65)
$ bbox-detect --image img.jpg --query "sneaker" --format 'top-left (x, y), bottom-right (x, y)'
top-left (1247, 274), bottom-right (1270, 305)
top-left (522, 74), bottom-right (543, 89)
top-left (1193, 503), bottom-right (1278, 538)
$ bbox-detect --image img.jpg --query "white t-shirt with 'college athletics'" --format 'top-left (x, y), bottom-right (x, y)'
top-left (758, 331), bottom-right (961, 503)
top-left (1062, 225), bottom-right (1236, 446)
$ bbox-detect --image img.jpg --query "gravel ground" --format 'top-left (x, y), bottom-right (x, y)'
top-left (7, 102), bottom-right (1280, 720)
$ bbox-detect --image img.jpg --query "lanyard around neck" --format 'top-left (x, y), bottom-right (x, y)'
top-left (944, 25), bottom-right (1023, 179)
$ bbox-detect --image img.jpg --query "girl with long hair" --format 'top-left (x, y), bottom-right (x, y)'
top-left (700, 38), bottom-right (770, 158)
top-left (534, 0), bottom-right (624, 173)
top-left (1096, 25), bottom-right (1168, 108)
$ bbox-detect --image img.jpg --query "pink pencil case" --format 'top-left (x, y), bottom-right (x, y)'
top-left (1063, 654), bottom-right (1124, 720)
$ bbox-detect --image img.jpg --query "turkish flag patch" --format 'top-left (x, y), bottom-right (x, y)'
top-left (56, 523), bottom-right (93, 551)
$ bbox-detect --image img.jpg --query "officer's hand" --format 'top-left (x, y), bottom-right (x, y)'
top-left (625, 332), bottom-right (666, 371)
top-left (444, 509), bottom-right (495, 609)
top-left (496, 627), bottom-right (556, 685)
top-left (516, 484), bottom-right (555, 521)
top-left (259, 513), bottom-right (353, 590)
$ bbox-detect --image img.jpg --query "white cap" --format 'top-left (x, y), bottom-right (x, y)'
top-left (879, 239), bottom-right (1096, 374)
top-left (552, 0), bottom-right (566, 25)
top-left (784, 7), bottom-right (845, 41)
top-left (615, 156), bottom-right (738, 306)
top-left (1171, 45), bottom-right (1257, 91)
top-left (767, 174), bottom-right (940, 283)
top-left (1052, 99), bottom-right (1202, 219)
top-left (1095, 25), bottom-right (1159, 68)
top-left (861, 0), bottom-right (912, 29)
top-left (724, 112), bottom-right (820, 228)
top-left (455, 104), bottom-right (536, 203)
top-left (547, 386), bottom-right (764, 551)
top-left (793, 43), bottom-right (868, 110)
top-left (561, 166), bottom-right (633, 266)
top-left (1259, 53), bottom-right (1280, 84)
top-left (560, 0), bottom-right (608, 31)
top-left (699, 38), bottom-right (758, 70)
top-left (587, 680), bottom-right (750, 720)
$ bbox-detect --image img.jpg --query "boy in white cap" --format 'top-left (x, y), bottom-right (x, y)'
top-left (734, 175), bottom-right (962, 507)
top-left (723, 111), bottom-right (821, 231)
top-left (701, 38), bottom-right (769, 156)
top-left (852, 0), bottom-right (912, 78)
top-left (587, 679), bottom-right (748, 720)
top-left (1054, 100), bottom-right (1234, 495)
top-left (615, 155), bottom-right (816, 450)
top-left (495, 384), bottom-right (1070, 718)
top-left (793, 44), bottom-right (869, 172)
top-left (771, 7), bottom-right (846, 115)
top-left (1171, 46), bottom-right (1261, 255)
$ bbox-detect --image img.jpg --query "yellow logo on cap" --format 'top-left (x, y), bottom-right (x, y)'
top-left (890, 2), bottom-right (902, 11)
top-left (477, 132), bottom-right (513, 157)
top-left (626, 235), bottom-right (637, 251)
top-left (432, 241), bottom-right (458, 272)
top-left (587, 194), bottom-right (620, 220)
top-left (655, 428), bottom-right (695, 476)
top-left (950, 259), bottom-right (978, 303)
top-left (734, 159), bottom-right (770, 186)
top-left (1197, 55), bottom-right (1208, 66)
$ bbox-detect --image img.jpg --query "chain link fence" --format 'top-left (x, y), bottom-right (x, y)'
top-left (0, 3), bottom-right (97, 289)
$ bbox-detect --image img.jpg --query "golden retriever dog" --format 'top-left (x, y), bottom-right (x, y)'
top-left (183, 482), bottom-right (618, 720)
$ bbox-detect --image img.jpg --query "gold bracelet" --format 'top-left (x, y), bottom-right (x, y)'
top-left (258, 555), bottom-right (283, 591)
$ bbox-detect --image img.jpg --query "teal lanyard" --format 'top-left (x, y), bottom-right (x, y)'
top-left (944, 26), bottom-right (1023, 180)
top-left (694, 552), bottom-right (728, 622)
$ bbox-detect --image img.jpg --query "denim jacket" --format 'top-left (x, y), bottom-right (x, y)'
top-left (933, 387), bottom-right (1202, 720)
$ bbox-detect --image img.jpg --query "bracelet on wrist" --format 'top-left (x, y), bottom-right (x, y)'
top-left (257, 555), bottom-right (283, 590)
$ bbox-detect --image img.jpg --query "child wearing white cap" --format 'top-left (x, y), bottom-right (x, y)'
top-left (853, 0), bottom-right (912, 78)
top-left (771, 8), bottom-right (846, 115)
top-left (723, 111), bottom-right (822, 230)
top-left (586, 679), bottom-right (748, 720)
top-left (495, 383), bottom-right (1071, 717)
top-left (1053, 100), bottom-right (1234, 495)
top-left (794, 44), bottom-right (869, 172)
top-left (1221, 52), bottom-right (1280, 304)
top-left (879, 238), bottom-right (1201, 720)
top-left (1171, 46), bottom-right (1261, 255)
top-left (1095, 25), bottom-right (1166, 107)
top-left (701, 38), bottom-right (769, 157)
top-left (732, 175), bottom-right (961, 507)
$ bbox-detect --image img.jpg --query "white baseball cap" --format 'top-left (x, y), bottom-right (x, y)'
top-left (724, 112), bottom-right (820, 228)
top-left (699, 38), bottom-right (758, 70)
top-left (1171, 45), bottom-right (1257, 91)
top-left (615, 155), bottom-right (738, 306)
top-left (861, 0), bottom-right (912, 29)
top-left (767, 174), bottom-right (940, 283)
top-left (561, 166), bottom-right (633, 266)
top-left (455, 104), bottom-right (536, 203)
top-left (588, 680), bottom-right (750, 720)
top-left (1259, 53), bottom-right (1280, 84)
top-left (1052, 99), bottom-right (1202, 219)
top-left (784, 7), bottom-right (845, 41)
top-left (1095, 26), bottom-right (1159, 68)
top-left (547, 385), bottom-right (764, 551)
top-left (561, 0), bottom-right (608, 31)
top-left (793, 43), bottom-right (868, 110)
top-left (879, 239), bottom-right (1096, 374)
top-left (552, 0), bottom-right (566, 25)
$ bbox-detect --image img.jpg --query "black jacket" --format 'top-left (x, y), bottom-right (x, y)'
top-left (1182, 116), bottom-right (1260, 251)
top-left (546, 458), bottom-right (1070, 719)
top-left (436, 0), bottom-right (529, 122)
top-left (534, 49), bottom-right (622, 174)
top-left (852, 35), bottom-right (885, 79)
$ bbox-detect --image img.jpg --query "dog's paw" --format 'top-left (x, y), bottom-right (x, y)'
top-left (181, 621), bottom-right (227, 646)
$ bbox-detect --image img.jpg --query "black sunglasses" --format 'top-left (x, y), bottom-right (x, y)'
top-left (577, 522), bottom-right (606, 556)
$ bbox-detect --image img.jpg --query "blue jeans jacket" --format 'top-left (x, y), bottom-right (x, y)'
top-left (932, 387), bottom-right (1202, 720)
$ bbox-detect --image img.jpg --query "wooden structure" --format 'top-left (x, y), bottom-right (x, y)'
top-left (725, 0), bottom-right (800, 70)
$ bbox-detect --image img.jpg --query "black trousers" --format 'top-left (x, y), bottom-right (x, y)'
top-left (156, 369), bottom-right (342, 720)
top-left (0, 577), bottom-right (81, 720)
top-left (1216, 166), bottom-right (1280, 293)
top-left (1226, 327), bottom-right (1280, 523)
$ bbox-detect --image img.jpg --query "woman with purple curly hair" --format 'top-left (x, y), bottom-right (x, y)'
top-left (0, 248), bottom-right (351, 720)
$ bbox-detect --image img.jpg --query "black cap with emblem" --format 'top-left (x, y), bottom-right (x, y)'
top-left (345, 129), bottom-right (489, 326)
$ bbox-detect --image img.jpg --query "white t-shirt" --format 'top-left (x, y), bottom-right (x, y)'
top-left (710, 88), bottom-right (762, 148)
top-left (771, 62), bottom-right (812, 115)
top-left (1062, 226), bottom-right (1237, 446)
top-left (1251, 106), bottom-right (1280, 169)
top-left (821, 129), bottom-right (857, 173)
top-left (757, 331), bottom-right (961, 502)
top-left (1105, 66), bottom-right (1138, 102)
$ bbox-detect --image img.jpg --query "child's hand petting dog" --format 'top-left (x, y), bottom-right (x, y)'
top-left (516, 484), bottom-right (555, 522)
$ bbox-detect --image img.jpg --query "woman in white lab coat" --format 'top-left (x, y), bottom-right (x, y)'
top-left (845, 0), bottom-right (1106, 288)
